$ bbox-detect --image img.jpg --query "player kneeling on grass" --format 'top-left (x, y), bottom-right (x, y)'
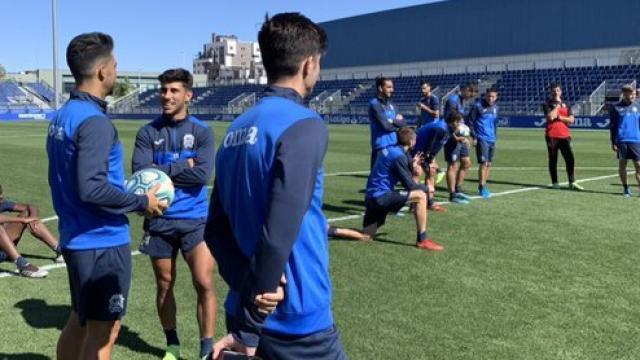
top-left (413, 112), bottom-right (464, 212)
top-left (609, 85), bottom-right (640, 198)
top-left (468, 88), bottom-right (499, 198)
top-left (0, 184), bottom-right (61, 277)
top-left (132, 68), bottom-right (218, 360)
top-left (363, 127), bottom-right (444, 251)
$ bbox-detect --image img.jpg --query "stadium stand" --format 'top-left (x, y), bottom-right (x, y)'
top-left (122, 64), bottom-right (640, 117)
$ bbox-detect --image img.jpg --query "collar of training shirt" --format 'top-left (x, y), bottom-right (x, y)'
top-left (69, 90), bottom-right (108, 113)
top-left (264, 85), bottom-right (304, 105)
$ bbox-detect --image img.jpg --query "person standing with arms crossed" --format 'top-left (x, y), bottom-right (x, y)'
top-left (542, 83), bottom-right (584, 190)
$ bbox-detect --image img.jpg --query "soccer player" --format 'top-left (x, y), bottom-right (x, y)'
top-left (443, 83), bottom-right (477, 203)
top-left (132, 68), bottom-right (217, 360)
top-left (609, 85), bottom-right (640, 197)
top-left (417, 80), bottom-right (440, 128)
top-left (204, 13), bottom-right (347, 360)
top-left (363, 127), bottom-right (444, 251)
top-left (468, 88), bottom-right (499, 198)
top-left (368, 76), bottom-right (405, 168)
top-left (413, 112), bottom-right (463, 211)
top-left (47, 32), bottom-right (165, 360)
top-left (542, 83), bottom-right (584, 190)
top-left (0, 184), bottom-right (62, 277)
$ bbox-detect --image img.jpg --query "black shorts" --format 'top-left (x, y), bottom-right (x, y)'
top-left (225, 313), bottom-right (347, 360)
top-left (63, 244), bottom-right (131, 326)
top-left (363, 191), bottom-right (409, 228)
top-left (476, 140), bottom-right (496, 163)
top-left (140, 218), bottom-right (206, 258)
top-left (444, 138), bottom-right (470, 163)
top-left (617, 142), bottom-right (640, 161)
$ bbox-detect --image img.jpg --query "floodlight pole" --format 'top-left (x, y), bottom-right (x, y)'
top-left (52, 0), bottom-right (60, 109)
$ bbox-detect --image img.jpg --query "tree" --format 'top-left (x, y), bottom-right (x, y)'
top-left (112, 77), bottom-right (132, 98)
top-left (0, 64), bottom-right (6, 79)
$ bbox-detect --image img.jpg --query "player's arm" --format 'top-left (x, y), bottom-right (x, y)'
top-left (394, 155), bottom-right (429, 193)
top-left (233, 119), bottom-right (328, 347)
top-left (609, 105), bottom-right (619, 148)
top-left (543, 103), bottom-right (558, 122)
top-left (558, 104), bottom-right (574, 124)
top-left (132, 126), bottom-right (190, 176)
top-left (0, 201), bottom-right (37, 223)
top-left (430, 96), bottom-right (441, 118)
top-left (466, 105), bottom-right (479, 139)
top-left (170, 126), bottom-right (215, 187)
top-left (371, 101), bottom-right (399, 131)
top-left (76, 116), bottom-right (149, 214)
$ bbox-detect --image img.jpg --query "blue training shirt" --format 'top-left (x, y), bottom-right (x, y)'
top-left (366, 145), bottom-right (428, 199)
top-left (418, 94), bottom-right (440, 127)
top-left (132, 115), bottom-right (215, 220)
top-left (368, 96), bottom-right (402, 150)
top-left (204, 86), bottom-right (333, 346)
top-left (443, 93), bottom-right (466, 120)
top-left (468, 99), bottom-right (499, 143)
top-left (47, 90), bottom-right (148, 250)
top-left (610, 100), bottom-right (640, 144)
top-left (415, 120), bottom-right (451, 158)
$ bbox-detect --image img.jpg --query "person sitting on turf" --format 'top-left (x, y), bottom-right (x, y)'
top-left (362, 127), bottom-right (444, 251)
top-left (413, 112), bottom-right (463, 212)
top-left (0, 184), bottom-right (62, 278)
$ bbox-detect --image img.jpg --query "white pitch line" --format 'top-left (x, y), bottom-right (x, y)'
top-left (5, 171), bottom-right (627, 279)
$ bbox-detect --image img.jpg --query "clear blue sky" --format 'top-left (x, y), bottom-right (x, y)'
top-left (1, 0), bottom-right (440, 73)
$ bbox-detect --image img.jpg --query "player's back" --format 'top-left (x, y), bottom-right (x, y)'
top-left (415, 120), bottom-right (449, 155)
top-left (213, 86), bottom-right (334, 336)
top-left (366, 145), bottom-right (406, 199)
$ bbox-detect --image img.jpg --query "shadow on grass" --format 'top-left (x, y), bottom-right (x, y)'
top-left (14, 299), bottom-right (164, 358)
top-left (19, 253), bottom-right (56, 261)
top-left (322, 203), bottom-right (361, 214)
top-left (371, 236), bottom-right (416, 248)
top-left (0, 353), bottom-right (50, 360)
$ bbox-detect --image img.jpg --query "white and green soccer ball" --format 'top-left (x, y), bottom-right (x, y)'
top-left (126, 168), bottom-right (175, 207)
top-left (456, 124), bottom-right (471, 137)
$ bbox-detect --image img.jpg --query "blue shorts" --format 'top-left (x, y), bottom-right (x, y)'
top-left (444, 137), bottom-right (470, 163)
top-left (225, 314), bottom-right (347, 360)
top-left (63, 244), bottom-right (131, 326)
top-left (617, 142), bottom-right (640, 161)
top-left (363, 191), bottom-right (409, 228)
top-left (140, 218), bottom-right (205, 258)
top-left (476, 140), bottom-right (496, 163)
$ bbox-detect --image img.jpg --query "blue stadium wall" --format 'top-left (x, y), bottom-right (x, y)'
top-left (320, 0), bottom-right (640, 69)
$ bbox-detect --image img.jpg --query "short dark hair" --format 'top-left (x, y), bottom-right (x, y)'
top-left (549, 83), bottom-right (562, 91)
top-left (158, 68), bottom-right (193, 91)
top-left (66, 32), bottom-right (114, 85)
top-left (397, 127), bottom-right (415, 146)
top-left (420, 80), bottom-right (431, 87)
top-left (621, 84), bottom-right (635, 93)
top-left (445, 111), bottom-right (464, 125)
top-left (462, 82), bottom-right (478, 92)
top-left (376, 76), bottom-right (392, 91)
top-left (486, 87), bottom-right (498, 94)
top-left (258, 13), bottom-right (327, 82)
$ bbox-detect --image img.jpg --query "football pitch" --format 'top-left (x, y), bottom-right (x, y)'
top-left (1, 120), bottom-right (640, 360)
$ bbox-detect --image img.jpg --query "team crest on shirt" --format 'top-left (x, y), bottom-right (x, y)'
top-left (183, 134), bottom-right (195, 149)
top-left (108, 294), bottom-right (125, 314)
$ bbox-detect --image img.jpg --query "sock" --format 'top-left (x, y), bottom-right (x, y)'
top-left (455, 185), bottom-right (462, 193)
top-left (54, 243), bottom-right (62, 254)
top-left (164, 328), bottom-right (180, 347)
top-left (427, 197), bottom-right (434, 208)
top-left (200, 337), bottom-right (213, 358)
top-left (623, 185), bottom-right (629, 192)
top-left (478, 184), bottom-right (484, 191)
top-left (417, 231), bottom-right (429, 243)
top-left (15, 256), bottom-right (29, 270)
top-left (327, 226), bottom-right (338, 237)
top-left (449, 192), bottom-right (456, 200)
